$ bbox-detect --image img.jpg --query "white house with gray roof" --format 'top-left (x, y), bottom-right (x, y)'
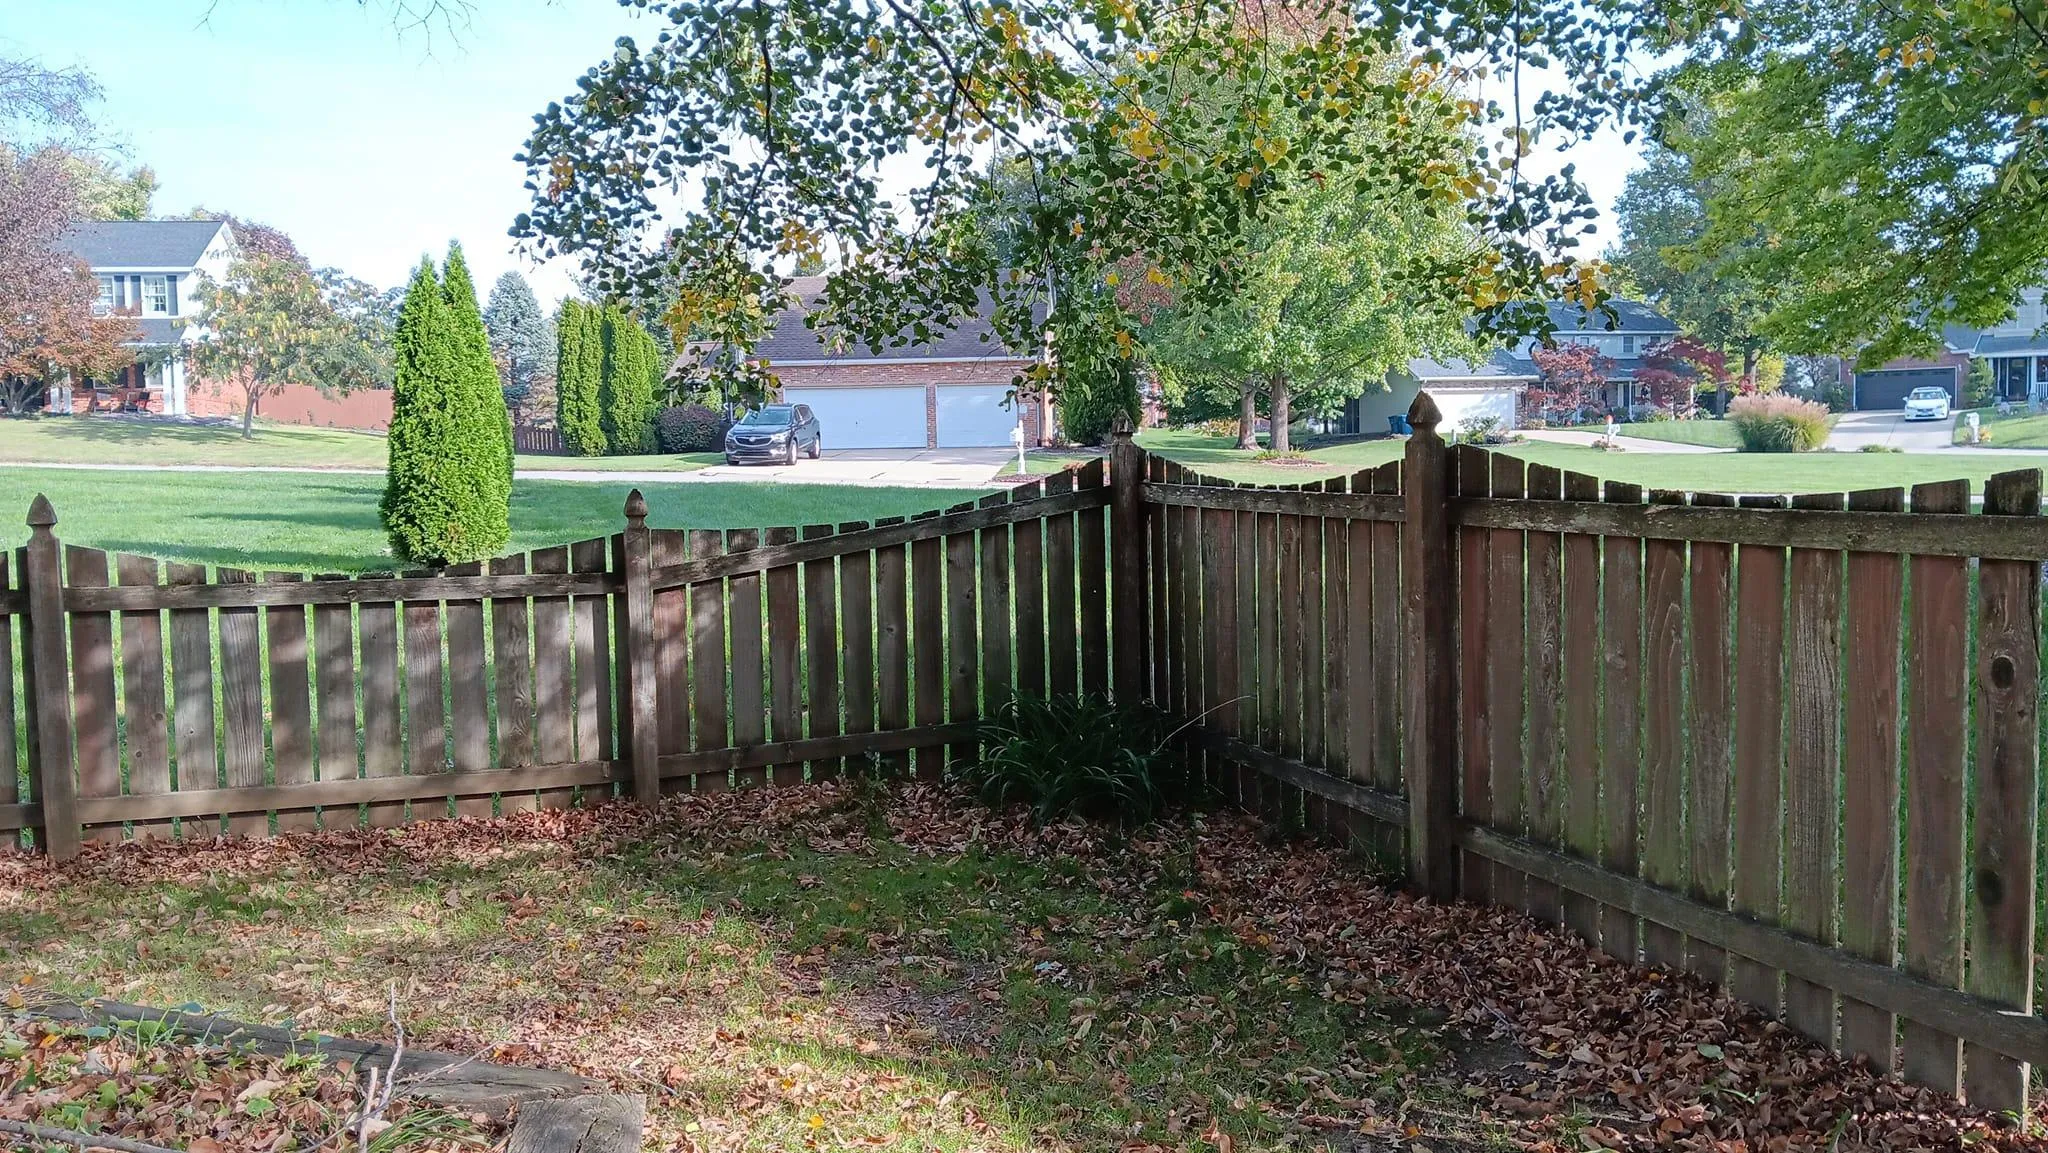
top-left (60, 218), bottom-right (239, 415)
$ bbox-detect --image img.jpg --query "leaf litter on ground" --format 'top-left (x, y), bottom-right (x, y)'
top-left (0, 780), bottom-right (2041, 1151)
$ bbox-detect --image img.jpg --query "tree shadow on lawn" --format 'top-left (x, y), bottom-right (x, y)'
top-left (0, 786), bottom-right (1522, 1153)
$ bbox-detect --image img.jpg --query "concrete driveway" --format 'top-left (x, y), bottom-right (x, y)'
top-left (1825, 410), bottom-right (1956, 452)
top-left (523, 447), bottom-right (1018, 488)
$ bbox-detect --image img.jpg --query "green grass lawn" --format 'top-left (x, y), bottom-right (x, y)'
top-left (1135, 429), bottom-right (1402, 485)
top-left (0, 416), bottom-right (718, 474)
top-left (1141, 429), bottom-right (2048, 493)
top-left (1607, 419), bottom-right (1744, 448)
top-left (0, 468), bottom-right (983, 572)
top-left (1956, 408), bottom-right (2048, 449)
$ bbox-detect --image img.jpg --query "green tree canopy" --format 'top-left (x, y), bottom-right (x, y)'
top-left (484, 270), bottom-right (552, 406)
top-left (185, 254), bottom-right (355, 438)
top-left (555, 299), bottom-right (606, 456)
top-left (598, 303), bottom-right (660, 454)
top-left (1654, 0), bottom-right (2048, 361)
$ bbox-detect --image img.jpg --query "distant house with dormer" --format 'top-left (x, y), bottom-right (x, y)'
top-left (59, 219), bottom-right (239, 415)
top-left (1338, 298), bottom-right (1680, 435)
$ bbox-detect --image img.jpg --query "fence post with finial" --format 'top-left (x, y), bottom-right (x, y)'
top-left (22, 496), bottom-right (78, 859)
top-left (1107, 411), bottom-right (1149, 705)
top-left (1402, 393), bottom-right (1459, 901)
top-left (619, 489), bottom-right (660, 808)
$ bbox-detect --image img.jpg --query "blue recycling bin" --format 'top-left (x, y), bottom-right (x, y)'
top-left (1388, 414), bottom-right (1412, 436)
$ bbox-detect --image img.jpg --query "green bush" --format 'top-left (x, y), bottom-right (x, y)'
top-left (1057, 362), bottom-right (1139, 447)
top-left (1728, 393), bottom-right (1832, 452)
top-left (954, 693), bottom-right (1197, 825)
top-left (381, 247), bottom-right (513, 566)
top-left (657, 403), bottom-right (726, 452)
top-left (1965, 361), bottom-right (1994, 409)
top-left (555, 300), bottom-right (607, 456)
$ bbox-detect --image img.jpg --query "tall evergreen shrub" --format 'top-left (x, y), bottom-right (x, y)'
top-left (440, 244), bottom-right (516, 490)
top-left (381, 251), bottom-right (513, 565)
top-left (598, 303), bottom-right (660, 454)
top-left (555, 299), bottom-right (607, 455)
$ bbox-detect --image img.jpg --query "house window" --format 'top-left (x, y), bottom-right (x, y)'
top-left (142, 275), bottom-right (169, 315)
top-left (94, 276), bottom-right (115, 313)
top-left (1620, 335), bottom-right (1642, 356)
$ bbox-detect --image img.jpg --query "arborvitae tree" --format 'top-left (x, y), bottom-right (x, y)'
top-left (381, 256), bottom-right (512, 565)
top-left (598, 303), bottom-right (659, 454)
top-left (440, 243), bottom-right (516, 493)
top-left (555, 299), bottom-right (606, 456)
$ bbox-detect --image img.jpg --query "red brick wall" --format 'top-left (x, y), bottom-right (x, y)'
top-left (769, 359), bottom-right (1050, 446)
top-left (187, 380), bottom-right (395, 431)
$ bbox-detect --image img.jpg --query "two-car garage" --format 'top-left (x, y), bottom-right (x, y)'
top-left (1851, 366), bottom-right (1959, 411)
top-left (778, 382), bottom-right (1023, 449)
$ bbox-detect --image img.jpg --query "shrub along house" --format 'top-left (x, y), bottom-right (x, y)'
top-left (59, 219), bottom-right (239, 415)
top-left (751, 277), bottom-right (1049, 450)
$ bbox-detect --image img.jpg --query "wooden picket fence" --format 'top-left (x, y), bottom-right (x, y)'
top-left (512, 423), bottom-right (565, 454)
top-left (1132, 398), bottom-right (2048, 1112)
top-left (1, 463), bottom-right (1108, 858)
top-left (14, 393), bottom-right (2048, 1112)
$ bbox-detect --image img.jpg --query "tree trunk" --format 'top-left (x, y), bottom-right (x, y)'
top-left (1235, 382), bottom-right (1258, 450)
top-left (1741, 347), bottom-right (1760, 395)
top-left (241, 390), bottom-right (257, 439)
top-left (1268, 373), bottom-right (1292, 453)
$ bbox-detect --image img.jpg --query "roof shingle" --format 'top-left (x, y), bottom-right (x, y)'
top-left (62, 220), bottom-right (231, 270)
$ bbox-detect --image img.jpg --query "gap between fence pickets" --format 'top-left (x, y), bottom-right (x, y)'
top-left (1191, 729), bottom-right (2048, 1070)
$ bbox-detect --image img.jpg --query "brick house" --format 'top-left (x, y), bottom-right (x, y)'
top-left (1844, 288), bottom-right (2048, 409)
top-left (753, 277), bottom-right (1050, 449)
top-left (59, 219), bottom-right (239, 415)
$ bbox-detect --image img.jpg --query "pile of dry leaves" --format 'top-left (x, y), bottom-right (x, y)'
top-left (0, 1015), bottom-right (497, 1151)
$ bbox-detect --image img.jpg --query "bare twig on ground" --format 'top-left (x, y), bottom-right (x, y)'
top-left (0, 1117), bottom-right (180, 1153)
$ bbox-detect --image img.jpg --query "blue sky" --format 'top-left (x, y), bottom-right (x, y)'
top-left (6, 1), bottom-right (1639, 306)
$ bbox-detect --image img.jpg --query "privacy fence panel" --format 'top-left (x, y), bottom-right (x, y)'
top-left (1132, 399), bottom-right (2048, 1112)
top-left (5, 472), bottom-right (1108, 856)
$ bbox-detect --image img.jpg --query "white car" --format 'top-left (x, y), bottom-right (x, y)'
top-left (1903, 386), bottom-right (1953, 421)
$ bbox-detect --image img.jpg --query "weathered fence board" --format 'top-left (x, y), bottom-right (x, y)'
top-left (1729, 496), bottom-right (1787, 1017)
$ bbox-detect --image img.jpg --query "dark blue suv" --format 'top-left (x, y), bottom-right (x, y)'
top-left (724, 403), bottom-right (823, 466)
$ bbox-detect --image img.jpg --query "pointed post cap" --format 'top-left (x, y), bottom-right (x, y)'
top-left (623, 489), bottom-right (649, 522)
top-left (26, 494), bottom-right (55, 530)
top-left (1406, 391), bottom-right (1442, 431)
top-left (1109, 410), bottom-right (1135, 439)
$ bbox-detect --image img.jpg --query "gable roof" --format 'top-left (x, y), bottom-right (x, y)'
top-left (753, 276), bottom-right (1034, 364)
top-left (62, 220), bottom-right (231, 270)
top-left (1408, 352), bottom-right (1536, 384)
top-left (1540, 299), bottom-right (1680, 334)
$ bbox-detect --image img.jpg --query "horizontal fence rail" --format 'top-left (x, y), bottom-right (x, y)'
top-left (1142, 395), bottom-right (2048, 1114)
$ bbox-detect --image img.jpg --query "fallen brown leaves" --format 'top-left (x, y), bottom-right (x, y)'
top-left (5, 781), bottom-right (2046, 1152)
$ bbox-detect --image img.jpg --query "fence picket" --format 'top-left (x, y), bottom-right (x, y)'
top-left (1322, 477), bottom-right (1350, 788)
top-left (1301, 482), bottom-right (1327, 771)
top-left (1964, 470), bottom-right (2041, 1112)
top-left (403, 575), bottom-right (447, 822)
top-left (442, 564), bottom-right (491, 818)
top-left (1147, 457), bottom-right (1169, 703)
top-left (115, 555), bottom-right (169, 839)
top-left (874, 519), bottom-right (910, 747)
top-left (528, 546), bottom-right (575, 808)
top-left (265, 573), bottom-right (318, 830)
top-left (1343, 473), bottom-right (1373, 798)
top-left (802, 524), bottom-right (843, 780)
top-left (1902, 480), bottom-right (1969, 1092)
top-left (67, 547), bottom-right (118, 843)
top-left (215, 568), bottom-right (268, 836)
top-left (1076, 459), bottom-right (1109, 695)
top-left (1013, 483), bottom-right (1046, 698)
top-left (1456, 445), bottom-right (1492, 903)
top-left (0, 556), bottom-right (18, 849)
top-left (1559, 471), bottom-right (1602, 942)
top-left (909, 514), bottom-right (945, 775)
top-left (944, 507), bottom-right (979, 770)
top-left (1785, 491), bottom-right (1846, 1047)
top-left (489, 555), bottom-right (535, 813)
top-left (691, 530), bottom-right (731, 786)
top-left (1486, 455), bottom-right (1527, 912)
top-left (1045, 469), bottom-right (1079, 699)
top-left (765, 527), bottom-right (804, 785)
top-left (571, 538), bottom-right (615, 780)
top-left (1369, 462), bottom-right (1401, 803)
top-left (1841, 486), bottom-right (1905, 1070)
top-left (358, 589), bottom-right (405, 823)
top-left (1524, 464), bottom-right (1564, 925)
top-left (1599, 482), bottom-right (1644, 962)
top-left (1640, 491), bottom-right (1688, 970)
top-left (1686, 492), bottom-right (1735, 986)
top-left (840, 521), bottom-right (875, 755)
top-left (654, 532), bottom-right (690, 764)
top-left (1731, 496), bottom-right (1788, 1016)
top-left (978, 494), bottom-right (1013, 721)
top-left (725, 529), bottom-right (765, 791)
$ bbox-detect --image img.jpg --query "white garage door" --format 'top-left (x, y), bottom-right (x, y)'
top-left (936, 384), bottom-right (1016, 447)
top-left (780, 386), bottom-right (927, 449)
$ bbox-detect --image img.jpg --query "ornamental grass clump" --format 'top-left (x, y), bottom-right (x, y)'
top-left (956, 693), bottom-right (1199, 825)
top-left (1728, 393), bottom-right (1832, 452)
